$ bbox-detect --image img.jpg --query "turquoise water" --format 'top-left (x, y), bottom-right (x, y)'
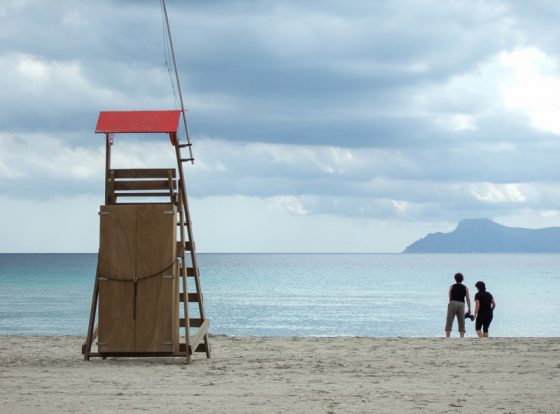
top-left (0, 253), bottom-right (559, 337)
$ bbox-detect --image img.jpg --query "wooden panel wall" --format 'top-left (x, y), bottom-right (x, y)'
top-left (98, 205), bottom-right (136, 352)
top-left (135, 204), bottom-right (177, 352)
top-left (97, 204), bottom-right (178, 353)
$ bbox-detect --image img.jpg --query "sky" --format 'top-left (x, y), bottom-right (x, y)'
top-left (2, 0), bottom-right (560, 252)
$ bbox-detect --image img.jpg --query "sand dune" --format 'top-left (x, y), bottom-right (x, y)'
top-left (1, 336), bottom-right (559, 413)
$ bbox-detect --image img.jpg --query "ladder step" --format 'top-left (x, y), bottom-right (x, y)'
top-left (179, 292), bottom-right (201, 302)
top-left (178, 143), bottom-right (192, 148)
top-left (110, 168), bottom-right (176, 179)
top-left (114, 191), bottom-right (174, 197)
top-left (113, 180), bottom-right (176, 191)
top-left (179, 264), bottom-right (198, 277)
top-left (180, 318), bottom-right (203, 328)
top-left (185, 267), bottom-right (198, 277)
top-left (176, 241), bottom-right (193, 256)
top-left (180, 158), bottom-right (194, 163)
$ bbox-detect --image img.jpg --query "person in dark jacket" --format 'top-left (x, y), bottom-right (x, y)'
top-left (445, 272), bottom-right (472, 337)
top-left (474, 281), bottom-right (496, 337)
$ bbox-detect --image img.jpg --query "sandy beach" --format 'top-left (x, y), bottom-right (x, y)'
top-left (0, 336), bottom-right (559, 413)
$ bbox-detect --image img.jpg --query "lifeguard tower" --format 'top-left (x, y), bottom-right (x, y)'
top-left (82, 110), bottom-right (210, 364)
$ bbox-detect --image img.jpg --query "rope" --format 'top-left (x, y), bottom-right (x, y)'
top-left (160, 0), bottom-right (195, 161)
top-left (97, 258), bottom-right (178, 320)
top-left (97, 258), bottom-right (178, 283)
top-left (160, 0), bottom-right (180, 109)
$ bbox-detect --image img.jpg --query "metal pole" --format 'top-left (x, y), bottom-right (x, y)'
top-left (161, 0), bottom-right (194, 163)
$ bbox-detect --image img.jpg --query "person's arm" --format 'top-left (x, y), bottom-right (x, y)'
top-left (465, 287), bottom-right (472, 313)
top-left (491, 298), bottom-right (496, 310)
top-left (474, 300), bottom-right (480, 320)
top-left (448, 286), bottom-right (452, 301)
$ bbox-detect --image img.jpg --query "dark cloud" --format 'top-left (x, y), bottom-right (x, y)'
top-left (0, 0), bottom-right (542, 148)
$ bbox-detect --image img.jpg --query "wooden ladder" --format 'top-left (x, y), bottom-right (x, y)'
top-left (174, 142), bottom-right (211, 363)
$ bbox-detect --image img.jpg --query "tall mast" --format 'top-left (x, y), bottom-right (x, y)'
top-left (161, 0), bottom-right (194, 163)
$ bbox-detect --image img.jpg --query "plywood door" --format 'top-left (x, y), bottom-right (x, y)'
top-left (98, 205), bottom-right (136, 353)
top-left (134, 204), bottom-right (177, 352)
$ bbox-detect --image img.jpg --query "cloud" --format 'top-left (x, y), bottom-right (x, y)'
top-left (2, 0), bottom-right (560, 251)
top-left (499, 48), bottom-right (560, 135)
top-left (410, 46), bottom-right (560, 139)
top-left (0, 0), bottom-right (526, 145)
top-left (3, 134), bottom-right (560, 220)
top-left (0, 194), bottom-right (101, 253)
top-left (268, 196), bottom-right (311, 216)
top-left (469, 182), bottom-right (528, 204)
top-left (187, 195), bottom-right (455, 252)
top-left (0, 52), bottom-right (174, 133)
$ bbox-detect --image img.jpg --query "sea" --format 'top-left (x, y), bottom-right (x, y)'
top-left (1, 253), bottom-right (559, 337)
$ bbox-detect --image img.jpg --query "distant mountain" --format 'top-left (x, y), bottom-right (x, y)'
top-left (403, 218), bottom-right (560, 253)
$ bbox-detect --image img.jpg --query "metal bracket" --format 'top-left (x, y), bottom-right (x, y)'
top-left (163, 210), bottom-right (175, 215)
top-left (97, 342), bottom-right (108, 346)
top-left (98, 211), bottom-right (110, 216)
top-left (109, 133), bottom-right (114, 145)
top-left (162, 340), bottom-right (172, 345)
top-left (98, 277), bottom-right (108, 281)
top-left (162, 274), bottom-right (174, 279)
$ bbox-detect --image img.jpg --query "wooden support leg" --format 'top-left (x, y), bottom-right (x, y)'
top-left (183, 269), bottom-right (192, 365)
top-left (203, 334), bottom-right (211, 358)
top-left (83, 263), bottom-right (100, 361)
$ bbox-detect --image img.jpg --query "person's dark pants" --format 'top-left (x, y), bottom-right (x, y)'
top-left (475, 314), bottom-right (493, 333)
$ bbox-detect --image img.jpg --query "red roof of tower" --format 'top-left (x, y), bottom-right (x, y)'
top-left (95, 110), bottom-right (181, 134)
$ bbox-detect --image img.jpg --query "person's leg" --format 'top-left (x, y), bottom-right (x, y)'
top-left (483, 316), bottom-right (492, 338)
top-left (445, 302), bottom-right (454, 337)
top-left (457, 303), bottom-right (465, 338)
top-left (475, 318), bottom-right (484, 338)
